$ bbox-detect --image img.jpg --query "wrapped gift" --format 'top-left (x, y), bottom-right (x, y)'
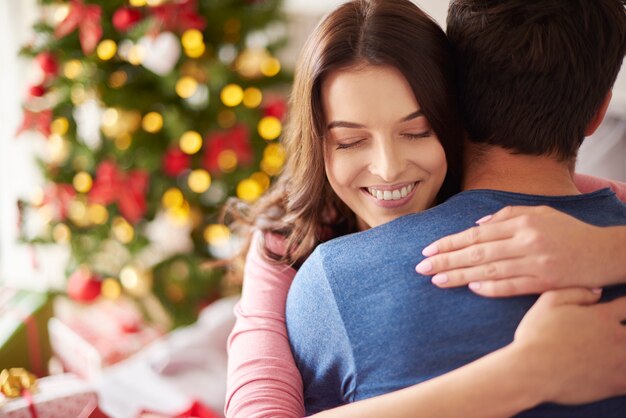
top-left (0, 369), bottom-right (98, 418)
top-left (48, 297), bottom-right (162, 380)
top-left (0, 288), bottom-right (53, 377)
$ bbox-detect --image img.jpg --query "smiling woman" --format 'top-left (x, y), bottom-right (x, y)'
top-left (322, 64), bottom-right (447, 229)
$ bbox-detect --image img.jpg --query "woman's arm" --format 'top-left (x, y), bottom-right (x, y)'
top-left (312, 288), bottom-right (626, 418)
top-left (415, 174), bottom-right (626, 296)
top-left (225, 231), bottom-right (304, 418)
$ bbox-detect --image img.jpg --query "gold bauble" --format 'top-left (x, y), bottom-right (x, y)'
top-left (243, 87), bottom-right (263, 108)
top-left (51, 117), bottom-right (69, 136)
top-left (88, 204), bottom-right (109, 225)
top-left (175, 76), bottom-right (198, 99)
top-left (220, 84), bottom-right (244, 107)
top-left (112, 217), bottom-right (134, 243)
top-left (260, 57), bottom-right (281, 77)
top-left (63, 60), bottom-right (83, 80)
top-left (187, 169), bottom-right (211, 193)
top-left (101, 278), bottom-right (122, 300)
top-left (258, 116), bottom-right (282, 140)
top-left (162, 188), bottom-right (184, 209)
top-left (142, 112), bottom-right (163, 133)
top-left (181, 29), bottom-right (203, 50)
top-left (72, 172), bottom-right (93, 193)
top-left (97, 39), bottom-right (117, 61)
top-left (236, 178), bottom-right (262, 202)
top-left (179, 131), bottom-right (203, 154)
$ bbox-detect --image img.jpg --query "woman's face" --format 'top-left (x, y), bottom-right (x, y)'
top-left (322, 65), bottom-right (447, 230)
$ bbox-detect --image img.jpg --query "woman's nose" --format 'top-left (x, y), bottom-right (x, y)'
top-left (369, 138), bottom-right (405, 182)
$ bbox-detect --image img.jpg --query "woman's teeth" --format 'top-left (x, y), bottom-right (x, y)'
top-left (367, 183), bottom-right (414, 201)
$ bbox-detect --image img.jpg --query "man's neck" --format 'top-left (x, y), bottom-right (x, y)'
top-left (462, 142), bottom-right (579, 196)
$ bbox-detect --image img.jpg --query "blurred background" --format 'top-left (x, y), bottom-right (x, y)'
top-left (0, 1), bottom-right (624, 416)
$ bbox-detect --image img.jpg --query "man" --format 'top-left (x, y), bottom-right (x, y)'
top-left (286, 0), bottom-right (626, 416)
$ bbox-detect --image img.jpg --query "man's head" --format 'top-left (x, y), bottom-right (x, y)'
top-left (447, 0), bottom-right (626, 161)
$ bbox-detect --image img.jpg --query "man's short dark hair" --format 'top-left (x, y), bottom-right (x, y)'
top-left (447, 0), bottom-right (626, 160)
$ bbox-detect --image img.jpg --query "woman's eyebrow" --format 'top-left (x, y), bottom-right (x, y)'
top-left (327, 120), bottom-right (365, 130)
top-left (399, 110), bottom-right (424, 123)
top-left (327, 110), bottom-right (423, 130)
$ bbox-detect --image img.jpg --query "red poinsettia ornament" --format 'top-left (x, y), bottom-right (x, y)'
top-left (88, 161), bottom-right (150, 223)
top-left (55, 0), bottom-right (103, 55)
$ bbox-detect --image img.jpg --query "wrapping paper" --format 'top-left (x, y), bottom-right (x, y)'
top-left (0, 373), bottom-right (97, 418)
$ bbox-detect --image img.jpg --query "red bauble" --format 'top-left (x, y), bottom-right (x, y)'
top-left (113, 7), bottom-right (142, 32)
top-left (29, 84), bottom-right (46, 97)
top-left (67, 267), bottom-right (102, 303)
top-left (163, 148), bottom-right (191, 177)
top-left (36, 52), bottom-right (58, 76)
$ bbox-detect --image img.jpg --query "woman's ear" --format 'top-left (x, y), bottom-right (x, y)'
top-left (585, 91), bottom-right (612, 136)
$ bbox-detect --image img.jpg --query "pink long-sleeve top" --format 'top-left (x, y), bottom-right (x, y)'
top-left (224, 173), bottom-right (626, 418)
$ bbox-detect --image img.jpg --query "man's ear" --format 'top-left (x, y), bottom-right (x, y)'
top-left (585, 91), bottom-right (612, 136)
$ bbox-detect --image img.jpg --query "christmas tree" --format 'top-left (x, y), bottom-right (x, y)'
top-left (17, 0), bottom-right (290, 328)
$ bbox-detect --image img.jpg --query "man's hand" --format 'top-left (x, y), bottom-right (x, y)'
top-left (415, 205), bottom-right (622, 297)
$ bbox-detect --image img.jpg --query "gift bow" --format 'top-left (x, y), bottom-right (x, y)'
top-left (55, 0), bottom-right (103, 55)
top-left (0, 368), bottom-right (37, 398)
top-left (88, 161), bottom-right (149, 223)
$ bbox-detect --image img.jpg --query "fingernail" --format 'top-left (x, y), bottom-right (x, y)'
top-left (476, 214), bottom-right (493, 224)
top-left (415, 260), bottom-right (433, 274)
top-left (592, 287), bottom-right (603, 294)
top-left (422, 243), bottom-right (439, 256)
top-left (468, 282), bottom-right (481, 290)
top-left (432, 274), bottom-right (448, 285)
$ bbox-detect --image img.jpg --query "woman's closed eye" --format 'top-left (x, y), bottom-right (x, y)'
top-left (402, 130), bottom-right (432, 140)
top-left (335, 138), bottom-right (366, 150)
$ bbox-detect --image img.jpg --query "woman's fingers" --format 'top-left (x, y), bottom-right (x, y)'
top-left (417, 238), bottom-right (520, 276)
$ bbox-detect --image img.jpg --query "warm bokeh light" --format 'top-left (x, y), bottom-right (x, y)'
top-left (175, 76), bottom-right (199, 99)
top-left (187, 169), bottom-right (211, 193)
top-left (51, 117), bottom-right (69, 136)
top-left (179, 131), bottom-right (203, 154)
top-left (73, 172), bottom-right (93, 193)
top-left (97, 39), bottom-right (117, 61)
top-left (142, 112), bottom-right (163, 133)
top-left (257, 116), bottom-right (282, 140)
top-left (236, 178), bottom-right (262, 202)
top-left (243, 87), bottom-right (263, 108)
top-left (220, 84), bottom-right (244, 107)
top-left (260, 57), bottom-right (281, 77)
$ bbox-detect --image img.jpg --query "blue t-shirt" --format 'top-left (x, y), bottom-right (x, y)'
top-left (285, 189), bottom-right (626, 416)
